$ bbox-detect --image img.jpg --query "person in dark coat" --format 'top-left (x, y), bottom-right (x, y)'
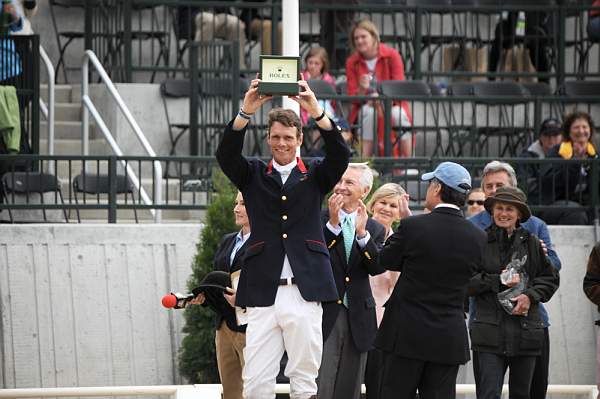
top-left (318, 163), bottom-right (386, 399)
top-left (539, 111), bottom-right (597, 225)
top-left (375, 161), bottom-right (487, 399)
top-left (216, 78), bottom-right (350, 399)
top-left (583, 241), bottom-right (600, 398)
top-left (191, 191), bottom-right (250, 399)
top-left (468, 186), bottom-right (560, 399)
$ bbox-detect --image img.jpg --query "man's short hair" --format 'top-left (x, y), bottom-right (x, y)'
top-left (432, 178), bottom-right (467, 207)
top-left (348, 162), bottom-right (373, 194)
top-left (267, 108), bottom-right (302, 139)
top-left (481, 160), bottom-right (517, 188)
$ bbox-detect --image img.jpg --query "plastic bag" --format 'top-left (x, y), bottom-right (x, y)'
top-left (497, 253), bottom-right (528, 315)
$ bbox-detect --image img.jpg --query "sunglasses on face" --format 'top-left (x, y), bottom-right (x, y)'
top-left (467, 200), bottom-right (485, 206)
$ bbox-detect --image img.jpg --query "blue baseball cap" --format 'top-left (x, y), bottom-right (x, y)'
top-left (421, 162), bottom-right (472, 194)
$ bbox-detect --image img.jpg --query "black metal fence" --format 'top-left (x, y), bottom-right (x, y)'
top-left (0, 154), bottom-right (599, 223)
top-left (50, 0), bottom-right (600, 84)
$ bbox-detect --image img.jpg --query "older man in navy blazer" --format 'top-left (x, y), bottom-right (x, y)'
top-left (318, 163), bottom-right (386, 399)
top-left (216, 78), bottom-right (350, 399)
top-left (375, 162), bottom-right (486, 399)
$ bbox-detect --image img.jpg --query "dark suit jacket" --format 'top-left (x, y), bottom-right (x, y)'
top-left (216, 118), bottom-right (351, 307)
top-left (210, 232), bottom-right (249, 333)
top-left (321, 210), bottom-right (386, 352)
top-left (375, 207), bottom-right (486, 365)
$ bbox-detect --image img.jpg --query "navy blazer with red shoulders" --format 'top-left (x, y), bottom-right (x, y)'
top-left (216, 118), bottom-right (351, 307)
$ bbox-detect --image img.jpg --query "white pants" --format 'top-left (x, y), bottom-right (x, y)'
top-left (242, 285), bottom-right (323, 399)
top-left (360, 104), bottom-right (412, 141)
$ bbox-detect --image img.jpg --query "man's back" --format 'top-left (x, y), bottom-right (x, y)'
top-left (376, 207), bottom-right (486, 365)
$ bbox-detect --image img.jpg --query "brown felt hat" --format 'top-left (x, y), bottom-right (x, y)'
top-left (484, 186), bottom-right (531, 222)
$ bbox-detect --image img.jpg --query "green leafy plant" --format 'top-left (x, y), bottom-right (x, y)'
top-left (179, 170), bottom-right (237, 383)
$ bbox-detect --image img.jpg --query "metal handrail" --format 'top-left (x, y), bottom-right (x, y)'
top-left (38, 45), bottom-right (55, 174)
top-left (82, 50), bottom-right (162, 222)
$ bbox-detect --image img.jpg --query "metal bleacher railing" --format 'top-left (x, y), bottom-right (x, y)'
top-left (56, 0), bottom-right (600, 83)
top-left (0, 155), bottom-right (599, 223)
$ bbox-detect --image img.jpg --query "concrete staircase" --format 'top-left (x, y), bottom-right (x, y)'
top-left (34, 84), bottom-right (206, 223)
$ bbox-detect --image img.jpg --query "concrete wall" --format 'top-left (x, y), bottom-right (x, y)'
top-left (0, 224), bottom-right (598, 393)
top-left (0, 224), bottom-right (200, 389)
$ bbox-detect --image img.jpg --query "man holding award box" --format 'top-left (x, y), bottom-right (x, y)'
top-left (216, 74), bottom-right (350, 398)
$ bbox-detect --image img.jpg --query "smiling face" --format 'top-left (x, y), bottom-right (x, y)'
top-left (569, 117), bottom-right (592, 147)
top-left (267, 122), bottom-right (302, 166)
top-left (492, 202), bottom-right (521, 231)
top-left (333, 167), bottom-right (369, 212)
top-left (353, 27), bottom-right (377, 58)
top-left (233, 192), bottom-right (249, 230)
top-left (372, 194), bottom-right (401, 228)
top-left (482, 171), bottom-right (512, 198)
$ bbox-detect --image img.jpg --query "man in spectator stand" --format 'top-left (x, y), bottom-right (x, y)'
top-left (468, 160), bottom-right (562, 399)
top-left (318, 163), bottom-right (386, 399)
top-left (521, 117), bottom-right (563, 159)
top-left (583, 242), bottom-right (600, 399)
top-left (216, 78), bottom-right (350, 399)
top-left (519, 118), bottom-right (563, 203)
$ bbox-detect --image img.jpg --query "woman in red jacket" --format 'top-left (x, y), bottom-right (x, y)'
top-left (345, 19), bottom-right (412, 158)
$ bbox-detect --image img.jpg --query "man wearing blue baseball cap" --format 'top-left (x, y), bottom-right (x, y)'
top-left (374, 162), bottom-right (487, 399)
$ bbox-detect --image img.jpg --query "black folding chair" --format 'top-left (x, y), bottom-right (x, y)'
top-left (379, 80), bottom-right (446, 156)
top-left (72, 173), bottom-right (138, 223)
top-left (472, 81), bottom-right (532, 157)
top-left (1, 172), bottom-right (68, 223)
top-left (445, 82), bottom-right (475, 156)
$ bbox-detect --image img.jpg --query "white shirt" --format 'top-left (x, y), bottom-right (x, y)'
top-left (230, 230), bottom-right (251, 266)
top-left (365, 58), bottom-right (377, 74)
top-left (272, 158), bottom-right (297, 185)
top-left (434, 203), bottom-right (461, 211)
top-left (326, 208), bottom-right (371, 248)
top-left (272, 158), bottom-right (298, 279)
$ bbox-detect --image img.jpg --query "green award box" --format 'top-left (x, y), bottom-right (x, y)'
top-left (258, 55), bottom-right (301, 96)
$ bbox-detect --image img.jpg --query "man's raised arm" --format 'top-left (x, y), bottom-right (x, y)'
top-left (216, 78), bottom-right (273, 189)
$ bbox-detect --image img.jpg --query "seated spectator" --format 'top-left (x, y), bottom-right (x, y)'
top-left (301, 47), bottom-right (337, 127)
top-left (465, 188), bottom-right (485, 217)
top-left (240, 0), bottom-right (281, 55)
top-left (15, 0), bottom-right (36, 35)
top-left (180, 1), bottom-right (248, 70)
top-left (519, 117), bottom-right (563, 202)
top-left (539, 111), bottom-right (596, 225)
top-left (345, 19), bottom-right (412, 158)
top-left (0, 0), bottom-right (26, 159)
top-left (488, 9), bottom-right (553, 83)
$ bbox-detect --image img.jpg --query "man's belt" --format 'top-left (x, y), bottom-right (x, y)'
top-left (278, 277), bottom-right (296, 286)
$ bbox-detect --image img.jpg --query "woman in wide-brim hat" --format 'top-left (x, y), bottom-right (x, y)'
top-left (468, 186), bottom-right (559, 399)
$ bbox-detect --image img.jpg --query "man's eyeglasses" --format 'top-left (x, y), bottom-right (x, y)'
top-left (467, 200), bottom-right (485, 206)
